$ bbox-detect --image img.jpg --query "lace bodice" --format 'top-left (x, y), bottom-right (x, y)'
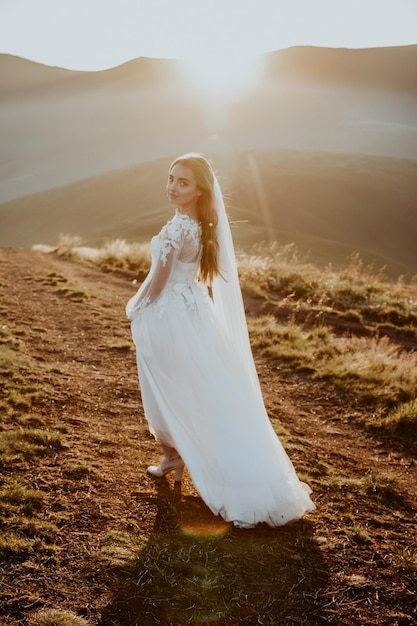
top-left (126, 211), bottom-right (202, 319)
top-left (159, 211), bottom-right (201, 266)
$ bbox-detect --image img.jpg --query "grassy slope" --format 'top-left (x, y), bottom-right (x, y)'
top-left (0, 247), bottom-right (416, 626)
top-left (1, 150), bottom-right (417, 277)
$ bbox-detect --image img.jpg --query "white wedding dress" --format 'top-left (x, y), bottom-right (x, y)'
top-left (127, 210), bottom-right (315, 528)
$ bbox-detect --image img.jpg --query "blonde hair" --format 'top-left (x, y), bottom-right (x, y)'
top-left (169, 153), bottom-right (220, 284)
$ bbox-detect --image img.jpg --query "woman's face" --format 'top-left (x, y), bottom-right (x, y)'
top-left (167, 163), bottom-right (201, 213)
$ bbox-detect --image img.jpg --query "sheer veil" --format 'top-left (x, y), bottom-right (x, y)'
top-left (211, 176), bottom-right (262, 394)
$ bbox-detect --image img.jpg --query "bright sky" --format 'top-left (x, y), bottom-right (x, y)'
top-left (1, 0), bottom-right (417, 71)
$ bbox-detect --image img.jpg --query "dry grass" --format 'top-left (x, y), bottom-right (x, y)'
top-left (249, 314), bottom-right (417, 443)
top-left (0, 428), bottom-right (64, 462)
top-left (45, 235), bottom-right (151, 277)
top-left (62, 462), bottom-right (91, 479)
top-left (1, 245), bottom-right (416, 625)
top-left (55, 233), bottom-right (85, 257)
top-left (237, 245), bottom-right (417, 435)
top-left (397, 549), bottom-right (417, 574)
top-left (0, 533), bottom-right (35, 559)
top-left (318, 335), bottom-right (417, 401)
top-left (46, 234), bottom-right (417, 322)
top-left (0, 477), bottom-right (58, 562)
top-left (240, 245), bottom-right (417, 329)
top-left (44, 235), bottom-right (417, 447)
top-left (381, 397), bottom-right (417, 432)
top-left (0, 478), bottom-right (44, 510)
top-left (256, 246), bottom-right (417, 326)
top-left (96, 238), bottom-right (151, 274)
top-left (0, 315), bottom-right (66, 569)
top-left (29, 608), bottom-right (91, 626)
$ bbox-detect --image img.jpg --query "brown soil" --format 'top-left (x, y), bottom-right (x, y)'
top-left (0, 248), bottom-right (416, 626)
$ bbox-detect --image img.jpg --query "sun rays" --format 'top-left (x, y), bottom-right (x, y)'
top-left (180, 51), bottom-right (265, 101)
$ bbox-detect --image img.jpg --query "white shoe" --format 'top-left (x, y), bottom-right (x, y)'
top-left (147, 455), bottom-right (184, 482)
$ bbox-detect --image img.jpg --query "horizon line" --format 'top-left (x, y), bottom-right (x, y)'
top-left (2, 42), bottom-right (417, 73)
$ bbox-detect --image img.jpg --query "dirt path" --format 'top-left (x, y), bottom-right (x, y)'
top-left (0, 248), bottom-right (416, 626)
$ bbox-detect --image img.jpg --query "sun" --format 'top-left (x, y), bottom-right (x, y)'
top-left (179, 49), bottom-right (264, 101)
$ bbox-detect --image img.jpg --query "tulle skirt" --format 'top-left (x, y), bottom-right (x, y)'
top-left (130, 281), bottom-right (315, 528)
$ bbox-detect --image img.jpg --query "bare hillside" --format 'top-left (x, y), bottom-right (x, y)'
top-left (1, 150), bottom-right (416, 276)
top-left (0, 247), bottom-right (416, 625)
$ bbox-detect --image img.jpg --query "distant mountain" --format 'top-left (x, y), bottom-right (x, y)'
top-left (1, 46), bottom-right (416, 276)
top-left (264, 45), bottom-right (417, 92)
top-left (0, 54), bottom-right (81, 94)
top-left (0, 53), bottom-right (177, 97)
top-left (2, 44), bottom-right (416, 95)
top-left (0, 45), bottom-right (416, 203)
top-left (1, 150), bottom-right (416, 277)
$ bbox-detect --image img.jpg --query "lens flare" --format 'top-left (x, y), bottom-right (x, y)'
top-left (180, 51), bottom-right (264, 101)
top-left (179, 519), bottom-right (231, 539)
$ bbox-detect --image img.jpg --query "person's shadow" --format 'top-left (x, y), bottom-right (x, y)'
top-left (98, 477), bottom-right (329, 625)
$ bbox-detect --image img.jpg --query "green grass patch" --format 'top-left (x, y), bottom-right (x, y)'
top-left (0, 428), bottom-right (64, 462)
top-left (320, 470), bottom-right (401, 507)
top-left (9, 518), bottom-right (59, 543)
top-left (0, 478), bottom-right (44, 511)
top-left (7, 389), bottom-right (34, 410)
top-left (17, 414), bottom-right (46, 429)
top-left (362, 471), bottom-right (400, 503)
top-left (0, 474), bottom-right (60, 566)
top-left (0, 533), bottom-right (35, 559)
top-left (248, 316), bottom-right (417, 408)
top-left (375, 398), bottom-right (417, 435)
top-left (0, 478), bottom-right (59, 562)
top-left (397, 549), bottom-right (417, 575)
top-left (62, 462), bottom-right (91, 480)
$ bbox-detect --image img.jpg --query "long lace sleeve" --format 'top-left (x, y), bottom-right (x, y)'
top-left (126, 219), bottom-right (184, 319)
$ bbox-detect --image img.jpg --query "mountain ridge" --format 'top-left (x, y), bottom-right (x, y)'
top-left (1, 44), bottom-right (416, 276)
top-left (2, 43), bottom-right (417, 93)
top-left (1, 44), bottom-right (416, 203)
top-left (264, 45), bottom-right (417, 91)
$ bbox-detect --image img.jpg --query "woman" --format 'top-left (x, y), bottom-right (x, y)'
top-left (126, 153), bottom-right (315, 528)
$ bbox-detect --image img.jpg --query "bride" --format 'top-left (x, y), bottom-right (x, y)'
top-left (126, 153), bottom-right (315, 528)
